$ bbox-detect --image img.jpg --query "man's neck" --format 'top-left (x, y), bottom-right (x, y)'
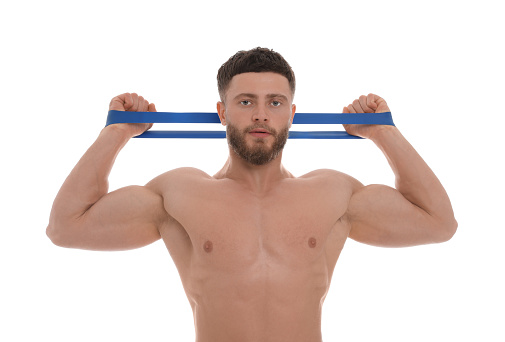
top-left (214, 150), bottom-right (294, 194)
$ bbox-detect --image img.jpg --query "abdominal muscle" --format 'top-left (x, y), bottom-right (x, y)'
top-left (157, 169), bottom-right (351, 342)
top-left (190, 234), bottom-right (335, 342)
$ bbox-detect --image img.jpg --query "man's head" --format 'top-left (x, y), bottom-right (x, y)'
top-left (216, 48), bottom-right (296, 166)
top-left (217, 47), bottom-right (296, 104)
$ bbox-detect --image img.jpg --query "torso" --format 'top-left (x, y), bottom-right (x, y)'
top-left (154, 167), bottom-right (354, 342)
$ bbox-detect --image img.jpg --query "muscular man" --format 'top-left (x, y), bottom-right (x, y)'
top-left (47, 47), bottom-right (457, 342)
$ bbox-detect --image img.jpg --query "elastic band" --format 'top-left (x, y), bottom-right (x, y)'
top-left (106, 110), bottom-right (394, 139)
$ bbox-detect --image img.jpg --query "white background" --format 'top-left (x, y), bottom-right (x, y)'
top-left (1, 0), bottom-right (504, 341)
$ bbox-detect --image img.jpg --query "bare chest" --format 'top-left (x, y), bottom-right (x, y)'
top-left (156, 172), bottom-right (352, 337)
top-left (160, 179), bottom-right (351, 275)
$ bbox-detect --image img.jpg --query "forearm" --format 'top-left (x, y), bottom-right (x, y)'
top-left (48, 125), bottom-right (131, 228)
top-left (370, 126), bottom-right (456, 227)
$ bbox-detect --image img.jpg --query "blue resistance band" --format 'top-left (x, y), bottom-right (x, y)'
top-left (106, 110), bottom-right (394, 139)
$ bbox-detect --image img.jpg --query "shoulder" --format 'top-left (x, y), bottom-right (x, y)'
top-left (300, 168), bottom-right (363, 190)
top-left (146, 167), bottom-right (211, 194)
top-left (293, 169), bottom-right (364, 203)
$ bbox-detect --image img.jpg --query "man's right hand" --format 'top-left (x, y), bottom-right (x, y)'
top-left (108, 92), bottom-right (156, 137)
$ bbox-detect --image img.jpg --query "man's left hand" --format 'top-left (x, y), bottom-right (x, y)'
top-left (342, 93), bottom-right (392, 139)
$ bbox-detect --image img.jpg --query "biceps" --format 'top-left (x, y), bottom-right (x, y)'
top-left (346, 184), bottom-right (438, 247)
top-left (66, 186), bottom-right (165, 251)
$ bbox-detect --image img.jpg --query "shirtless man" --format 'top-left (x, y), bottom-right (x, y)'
top-left (47, 47), bottom-right (457, 342)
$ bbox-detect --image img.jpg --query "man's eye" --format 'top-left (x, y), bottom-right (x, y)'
top-left (272, 101), bottom-right (281, 107)
top-left (241, 100), bottom-right (252, 106)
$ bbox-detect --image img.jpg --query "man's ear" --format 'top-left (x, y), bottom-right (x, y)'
top-left (217, 101), bottom-right (226, 126)
top-left (289, 104), bottom-right (296, 128)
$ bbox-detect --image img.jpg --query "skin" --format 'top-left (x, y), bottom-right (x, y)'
top-left (47, 72), bottom-right (457, 342)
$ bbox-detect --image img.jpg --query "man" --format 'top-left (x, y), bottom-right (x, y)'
top-left (47, 47), bottom-right (457, 342)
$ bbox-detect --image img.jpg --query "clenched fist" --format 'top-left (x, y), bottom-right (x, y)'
top-left (108, 93), bottom-right (156, 137)
top-left (342, 93), bottom-right (393, 139)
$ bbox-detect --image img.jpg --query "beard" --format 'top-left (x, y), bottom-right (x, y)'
top-left (227, 122), bottom-right (290, 166)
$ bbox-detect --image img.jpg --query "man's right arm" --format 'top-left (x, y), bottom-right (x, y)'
top-left (46, 93), bottom-right (167, 251)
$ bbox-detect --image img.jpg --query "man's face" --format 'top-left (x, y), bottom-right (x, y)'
top-left (217, 72), bottom-right (296, 165)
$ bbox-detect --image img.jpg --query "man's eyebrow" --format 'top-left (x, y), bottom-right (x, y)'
top-left (266, 93), bottom-right (289, 101)
top-left (233, 93), bottom-right (289, 101)
top-left (233, 93), bottom-right (258, 100)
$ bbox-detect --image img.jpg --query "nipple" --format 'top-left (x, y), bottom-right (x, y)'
top-left (308, 237), bottom-right (317, 248)
top-left (203, 240), bottom-right (213, 253)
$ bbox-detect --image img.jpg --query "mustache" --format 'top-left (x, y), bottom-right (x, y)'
top-left (244, 124), bottom-right (276, 135)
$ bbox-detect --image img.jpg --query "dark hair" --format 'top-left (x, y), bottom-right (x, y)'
top-left (217, 47), bottom-right (296, 103)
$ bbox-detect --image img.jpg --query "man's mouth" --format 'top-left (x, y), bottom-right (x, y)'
top-left (249, 129), bottom-right (271, 138)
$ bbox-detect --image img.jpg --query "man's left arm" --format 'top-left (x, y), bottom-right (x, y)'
top-left (343, 94), bottom-right (457, 247)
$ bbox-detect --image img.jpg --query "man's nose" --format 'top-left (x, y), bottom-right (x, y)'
top-left (252, 106), bottom-right (269, 122)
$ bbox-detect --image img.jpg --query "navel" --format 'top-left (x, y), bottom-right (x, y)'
top-left (308, 237), bottom-right (317, 248)
top-left (203, 240), bottom-right (213, 253)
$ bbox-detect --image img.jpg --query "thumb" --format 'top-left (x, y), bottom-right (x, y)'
top-left (371, 94), bottom-right (390, 113)
top-left (367, 93), bottom-right (379, 110)
top-left (109, 93), bottom-right (133, 111)
top-left (148, 102), bottom-right (157, 112)
top-left (109, 98), bottom-right (125, 111)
